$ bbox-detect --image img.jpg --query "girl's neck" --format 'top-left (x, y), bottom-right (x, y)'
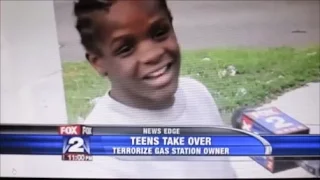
top-left (109, 89), bottom-right (175, 110)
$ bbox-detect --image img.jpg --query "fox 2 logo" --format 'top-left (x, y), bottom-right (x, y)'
top-left (63, 137), bottom-right (90, 154)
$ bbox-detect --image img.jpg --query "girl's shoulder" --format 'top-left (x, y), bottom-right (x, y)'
top-left (178, 76), bottom-right (219, 109)
top-left (178, 76), bottom-right (212, 97)
top-left (178, 77), bottom-right (224, 126)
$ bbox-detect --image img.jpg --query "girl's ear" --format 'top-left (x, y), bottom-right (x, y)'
top-left (86, 52), bottom-right (108, 76)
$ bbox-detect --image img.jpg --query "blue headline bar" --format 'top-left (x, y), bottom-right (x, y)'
top-left (0, 134), bottom-right (319, 156)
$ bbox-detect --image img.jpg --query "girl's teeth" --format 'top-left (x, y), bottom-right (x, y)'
top-left (148, 66), bottom-right (167, 78)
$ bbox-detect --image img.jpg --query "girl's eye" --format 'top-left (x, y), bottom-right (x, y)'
top-left (114, 39), bottom-right (135, 57)
top-left (112, 36), bottom-right (136, 57)
top-left (116, 44), bottom-right (133, 55)
top-left (151, 24), bottom-right (170, 41)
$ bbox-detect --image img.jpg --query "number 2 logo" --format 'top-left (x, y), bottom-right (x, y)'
top-left (68, 137), bottom-right (84, 153)
top-left (265, 116), bottom-right (293, 129)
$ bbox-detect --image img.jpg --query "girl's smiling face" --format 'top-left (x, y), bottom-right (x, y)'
top-left (88, 0), bottom-right (181, 109)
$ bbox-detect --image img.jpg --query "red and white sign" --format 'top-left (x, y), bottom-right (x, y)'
top-left (59, 125), bottom-right (81, 135)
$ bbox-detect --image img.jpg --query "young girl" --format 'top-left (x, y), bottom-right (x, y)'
top-left (74, 0), bottom-right (236, 178)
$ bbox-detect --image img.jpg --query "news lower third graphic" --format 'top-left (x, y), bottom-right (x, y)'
top-left (0, 125), bottom-right (319, 162)
top-left (1, 106), bottom-right (319, 176)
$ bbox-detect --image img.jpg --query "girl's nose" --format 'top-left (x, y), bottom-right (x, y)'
top-left (138, 42), bottom-right (165, 65)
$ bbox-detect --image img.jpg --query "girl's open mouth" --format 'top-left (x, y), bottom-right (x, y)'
top-left (143, 62), bottom-right (173, 80)
top-left (142, 62), bottom-right (175, 88)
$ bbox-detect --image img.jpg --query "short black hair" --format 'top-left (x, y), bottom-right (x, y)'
top-left (74, 0), bottom-right (173, 57)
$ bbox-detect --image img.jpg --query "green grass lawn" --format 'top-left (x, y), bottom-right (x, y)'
top-left (62, 46), bottom-right (320, 124)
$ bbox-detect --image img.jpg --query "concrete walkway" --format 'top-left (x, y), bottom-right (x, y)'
top-left (230, 82), bottom-right (320, 178)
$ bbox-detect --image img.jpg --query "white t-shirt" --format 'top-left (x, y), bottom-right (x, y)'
top-left (82, 77), bottom-right (236, 178)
